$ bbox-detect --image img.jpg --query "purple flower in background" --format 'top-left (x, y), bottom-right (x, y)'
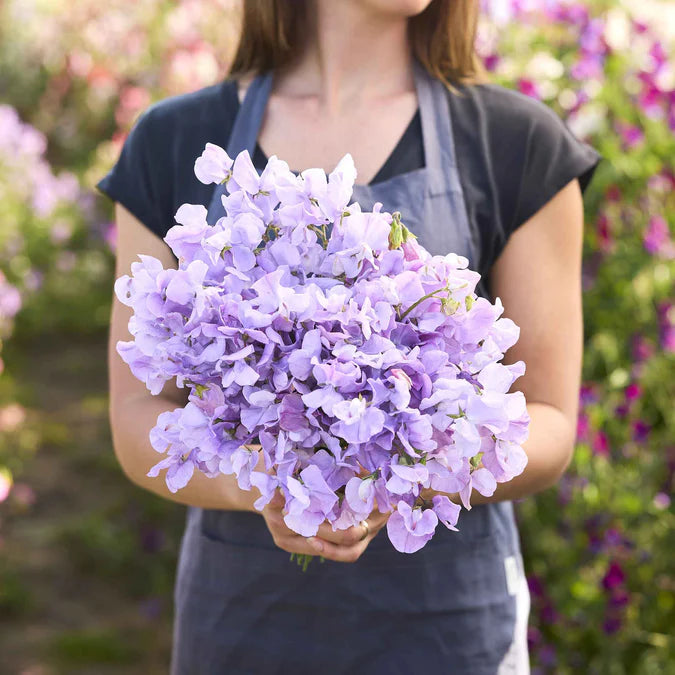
top-left (602, 561), bottom-right (625, 591)
top-left (592, 430), bottom-right (610, 458)
top-left (631, 419), bottom-right (651, 443)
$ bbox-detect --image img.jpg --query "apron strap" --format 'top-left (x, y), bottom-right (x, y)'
top-left (226, 70), bottom-right (274, 158)
top-left (412, 58), bottom-right (460, 197)
top-left (207, 70), bottom-right (274, 225)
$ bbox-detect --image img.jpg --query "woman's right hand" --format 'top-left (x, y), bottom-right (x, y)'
top-left (261, 488), bottom-right (390, 563)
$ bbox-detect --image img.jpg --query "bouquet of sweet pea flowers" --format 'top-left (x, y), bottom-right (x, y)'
top-left (115, 143), bottom-right (530, 565)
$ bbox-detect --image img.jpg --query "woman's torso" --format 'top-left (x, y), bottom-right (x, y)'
top-left (169, 61), bottom-right (526, 674)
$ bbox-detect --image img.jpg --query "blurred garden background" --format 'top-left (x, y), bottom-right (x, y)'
top-left (0, 0), bottom-right (673, 673)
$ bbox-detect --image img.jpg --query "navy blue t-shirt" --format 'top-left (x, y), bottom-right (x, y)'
top-left (96, 75), bottom-right (603, 300)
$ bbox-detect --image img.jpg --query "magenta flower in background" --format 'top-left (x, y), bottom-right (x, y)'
top-left (592, 430), bottom-right (610, 458)
top-left (624, 383), bottom-right (642, 403)
top-left (576, 412), bottom-right (589, 441)
top-left (616, 122), bottom-right (644, 150)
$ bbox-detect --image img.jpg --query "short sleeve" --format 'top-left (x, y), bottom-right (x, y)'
top-left (509, 105), bottom-right (603, 234)
top-left (95, 106), bottom-right (171, 238)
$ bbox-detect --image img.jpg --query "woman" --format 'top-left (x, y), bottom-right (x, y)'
top-left (97, 1), bottom-right (602, 673)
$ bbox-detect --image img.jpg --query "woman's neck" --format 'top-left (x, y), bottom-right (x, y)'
top-left (276, 0), bottom-right (416, 114)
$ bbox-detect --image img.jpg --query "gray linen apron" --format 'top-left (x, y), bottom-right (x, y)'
top-left (170, 58), bottom-right (529, 674)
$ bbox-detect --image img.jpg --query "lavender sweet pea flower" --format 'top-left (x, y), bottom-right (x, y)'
top-left (401, 236), bottom-right (430, 262)
top-left (147, 409), bottom-right (198, 493)
top-left (432, 494), bottom-right (461, 531)
top-left (339, 205), bottom-right (391, 253)
top-left (330, 396), bottom-right (385, 444)
top-left (301, 385), bottom-right (343, 416)
top-left (279, 393), bottom-right (309, 433)
top-left (459, 467), bottom-right (497, 510)
top-left (283, 464), bottom-right (339, 537)
top-left (481, 437), bottom-right (528, 483)
top-left (249, 471), bottom-right (279, 510)
top-left (165, 205), bottom-right (211, 264)
top-left (194, 142), bottom-right (233, 184)
top-left (228, 149), bottom-right (261, 194)
top-left (288, 329), bottom-right (322, 380)
top-left (477, 360), bottom-right (526, 394)
top-left (344, 475), bottom-right (375, 521)
top-left (386, 460), bottom-right (429, 496)
top-left (387, 501), bottom-right (438, 553)
top-left (322, 153), bottom-right (357, 222)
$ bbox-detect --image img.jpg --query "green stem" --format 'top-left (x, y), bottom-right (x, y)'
top-left (399, 286), bottom-right (448, 321)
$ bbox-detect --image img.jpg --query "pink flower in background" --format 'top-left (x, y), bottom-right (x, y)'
top-left (637, 74), bottom-right (666, 121)
top-left (592, 430), bottom-right (610, 458)
top-left (605, 185), bottom-right (622, 202)
top-left (657, 302), bottom-right (675, 353)
top-left (643, 215), bottom-right (674, 258)
top-left (0, 273), bottom-right (21, 320)
top-left (624, 383), bottom-right (642, 403)
top-left (649, 40), bottom-right (669, 75)
top-left (576, 412), bottom-right (589, 441)
top-left (49, 219), bottom-right (73, 245)
top-left (602, 560), bottom-right (625, 591)
top-left (0, 469), bottom-right (12, 504)
top-left (615, 122), bottom-right (644, 150)
top-left (0, 404), bottom-right (27, 432)
top-left (596, 212), bottom-right (613, 253)
top-left (631, 334), bottom-right (655, 363)
top-left (653, 492), bottom-right (670, 510)
top-left (104, 222), bottom-right (117, 252)
top-left (9, 482), bottom-right (36, 509)
top-left (517, 78), bottom-right (540, 99)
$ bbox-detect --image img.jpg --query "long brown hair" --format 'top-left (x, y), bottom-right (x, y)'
top-left (227, 0), bottom-right (490, 96)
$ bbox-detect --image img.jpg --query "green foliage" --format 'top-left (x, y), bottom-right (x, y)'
top-left (482, 1), bottom-right (674, 671)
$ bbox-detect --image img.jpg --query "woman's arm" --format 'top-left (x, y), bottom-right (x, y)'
top-left (427, 177), bottom-right (585, 506)
top-left (109, 203), bottom-right (262, 511)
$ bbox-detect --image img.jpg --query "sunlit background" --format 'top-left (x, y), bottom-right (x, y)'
top-left (0, 1), bottom-right (673, 673)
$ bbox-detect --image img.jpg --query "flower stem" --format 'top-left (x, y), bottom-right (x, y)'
top-left (399, 286), bottom-right (448, 321)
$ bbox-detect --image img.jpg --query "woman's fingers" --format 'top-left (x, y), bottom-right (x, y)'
top-left (313, 506), bottom-right (391, 547)
top-left (315, 520), bottom-right (369, 546)
top-left (304, 536), bottom-right (368, 563)
top-left (266, 488), bottom-right (285, 511)
top-left (263, 489), bottom-right (394, 563)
